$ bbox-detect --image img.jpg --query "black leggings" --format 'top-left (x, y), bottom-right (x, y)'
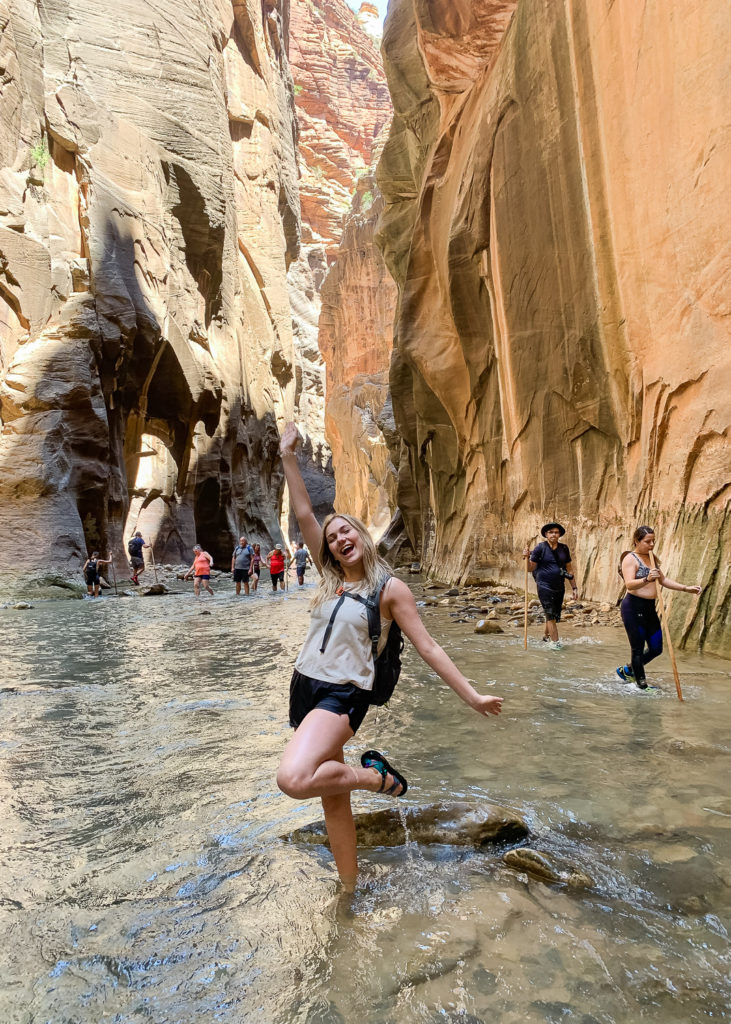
top-left (620, 594), bottom-right (663, 682)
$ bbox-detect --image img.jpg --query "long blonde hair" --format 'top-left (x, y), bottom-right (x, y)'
top-left (312, 513), bottom-right (392, 607)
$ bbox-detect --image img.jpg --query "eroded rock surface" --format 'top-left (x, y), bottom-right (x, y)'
top-left (377, 0), bottom-right (730, 654)
top-left (287, 0), bottom-right (394, 529)
top-left (319, 166), bottom-right (400, 534)
top-left (288, 800), bottom-right (529, 848)
top-left (0, 0), bottom-right (300, 573)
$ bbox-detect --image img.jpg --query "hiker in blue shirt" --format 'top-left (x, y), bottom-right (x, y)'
top-left (523, 522), bottom-right (578, 649)
top-left (231, 536), bottom-right (254, 596)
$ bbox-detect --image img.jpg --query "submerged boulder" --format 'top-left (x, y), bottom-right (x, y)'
top-left (288, 801), bottom-right (528, 849)
top-left (503, 847), bottom-right (594, 889)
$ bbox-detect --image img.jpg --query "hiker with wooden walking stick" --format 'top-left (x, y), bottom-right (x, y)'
top-left (523, 523), bottom-right (578, 649)
top-left (616, 526), bottom-right (701, 695)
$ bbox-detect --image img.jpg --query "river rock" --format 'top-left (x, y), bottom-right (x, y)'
top-left (474, 619), bottom-right (504, 635)
top-left (503, 848), bottom-right (594, 889)
top-left (12, 602), bottom-right (33, 610)
top-left (446, 588), bottom-right (460, 597)
top-left (288, 801), bottom-right (529, 849)
top-left (141, 584), bottom-right (169, 596)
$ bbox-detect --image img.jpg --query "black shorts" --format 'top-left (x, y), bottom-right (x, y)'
top-left (196, 574), bottom-right (210, 581)
top-left (537, 585), bottom-right (564, 622)
top-left (130, 556), bottom-right (144, 570)
top-left (233, 568), bottom-right (250, 583)
top-left (85, 573), bottom-right (100, 586)
top-left (289, 670), bottom-right (371, 735)
top-left (271, 571), bottom-right (284, 584)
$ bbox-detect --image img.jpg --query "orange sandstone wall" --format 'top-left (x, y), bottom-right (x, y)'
top-left (288, 0), bottom-right (396, 529)
top-left (377, 0), bottom-right (730, 653)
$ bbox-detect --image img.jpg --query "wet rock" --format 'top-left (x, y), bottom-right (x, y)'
top-left (288, 801), bottom-right (529, 849)
top-left (141, 584), bottom-right (169, 596)
top-left (200, 610), bottom-right (212, 616)
top-left (446, 587), bottom-right (460, 596)
top-left (503, 848), bottom-right (594, 889)
top-left (474, 619), bottom-right (504, 634)
top-left (409, 563), bottom-right (421, 574)
top-left (12, 602), bottom-right (33, 610)
top-left (509, 602), bottom-right (523, 611)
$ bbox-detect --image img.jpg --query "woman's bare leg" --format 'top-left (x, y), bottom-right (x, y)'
top-left (277, 709), bottom-right (403, 885)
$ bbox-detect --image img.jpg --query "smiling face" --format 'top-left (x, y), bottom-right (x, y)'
top-left (324, 516), bottom-right (363, 570)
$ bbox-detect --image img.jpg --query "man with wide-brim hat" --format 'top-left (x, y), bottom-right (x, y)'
top-left (522, 522), bottom-right (578, 647)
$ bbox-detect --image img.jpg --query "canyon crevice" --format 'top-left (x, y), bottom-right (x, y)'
top-left (288, 0), bottom-right (397, 536)
top-left (377, 0), bottom-right (730, 653)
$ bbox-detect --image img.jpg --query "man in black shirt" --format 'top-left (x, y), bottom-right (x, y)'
top-left (523, 522), bottom-right (578, 647)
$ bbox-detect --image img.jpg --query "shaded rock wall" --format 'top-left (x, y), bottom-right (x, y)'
top-left (377, 0), bottom-right (730, 653)
top-left (287, 0), bottom-right (393, 529)
top-left (0, 0), bottom-right (300, 572)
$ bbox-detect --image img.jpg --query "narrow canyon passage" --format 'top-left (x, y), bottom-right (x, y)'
top-left (1, 582), bottom-right (729, 1022)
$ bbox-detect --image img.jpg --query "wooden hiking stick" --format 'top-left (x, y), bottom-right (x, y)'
top-left (523, 546), bottom-right (530, 650)
top-left (111, 556), bottom-right (118, 596)
top-left (649, 550), bottom-right (683, 702)
top-left (150, 541), bottom-right (159, 584)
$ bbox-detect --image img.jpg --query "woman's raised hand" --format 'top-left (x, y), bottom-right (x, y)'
top-left (279, 421), bottom-right (300, 455)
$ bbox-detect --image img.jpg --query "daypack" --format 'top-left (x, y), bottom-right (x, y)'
top-left (319, 577), bottom-right (404, 706)
top-left (127, 538), bottom-right (137, 556)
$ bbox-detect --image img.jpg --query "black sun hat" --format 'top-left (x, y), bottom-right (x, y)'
top-left (541, 521), bottom-right (566, 537)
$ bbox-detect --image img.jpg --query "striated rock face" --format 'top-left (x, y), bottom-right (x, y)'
top-left (0, 0), bottom-right (300, 572)
top-left (287, 0), bottom-right (393, 527)
top-left (319, 167), bottom-right (399, 535)
top-left (377, 0), bottom-right (730, 653)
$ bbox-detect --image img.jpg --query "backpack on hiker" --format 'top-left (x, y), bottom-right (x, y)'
top-left (319, 576), bottom-right (404, 706)
top-left (127, 538), bottom-right (137, 556)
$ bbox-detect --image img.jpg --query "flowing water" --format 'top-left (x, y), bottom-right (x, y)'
top-left (1, 579), bottom-right (729, 1023)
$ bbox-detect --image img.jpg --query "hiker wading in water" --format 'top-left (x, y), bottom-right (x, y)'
top-left (523, 522), bottom-right (577, 649)
top-left (275, 422), bottom-right (503, 890)
top-left (616, 526), bottom-right (701, 689)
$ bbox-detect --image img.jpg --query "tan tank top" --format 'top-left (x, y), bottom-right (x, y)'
top-left (294, 580), bottom-right (392, 691)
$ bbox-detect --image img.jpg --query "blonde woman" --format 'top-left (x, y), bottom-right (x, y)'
top-left (275, 422), bottom-right (503, 889)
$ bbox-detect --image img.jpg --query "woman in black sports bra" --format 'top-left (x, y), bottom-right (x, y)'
top-left (275, 422), bottom-right (504, 889)
top-left (616, 526), bottom-right (701, 688)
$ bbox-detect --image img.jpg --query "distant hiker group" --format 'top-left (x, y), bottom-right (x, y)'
top-left (81, 532), bottom-right (314, 600)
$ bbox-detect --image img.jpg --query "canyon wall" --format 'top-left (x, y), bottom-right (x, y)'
top-left (378, 0), bottom-right (730, 653)
top-left (319, 163), bottom-right (399, 536)
top-left (288, 0), bottom-right (395, 531)
top-left (0, 0), bottom-right (300, 576)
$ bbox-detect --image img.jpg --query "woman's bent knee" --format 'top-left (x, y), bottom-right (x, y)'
top-left (276, 768), bottom-right (312, 800)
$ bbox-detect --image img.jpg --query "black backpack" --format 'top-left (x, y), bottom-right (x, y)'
top-left (318, 577), bottom-right (404, 706)
top-left (127, 538), bottom-right (136, 555)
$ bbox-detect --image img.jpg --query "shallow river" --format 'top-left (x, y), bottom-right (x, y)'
top-left (1, 578), bottom-right (729, 1023)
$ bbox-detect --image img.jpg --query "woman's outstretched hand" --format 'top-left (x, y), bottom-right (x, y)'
top-left (472, 693), bottom-right (503, 717)
top-left (279, 421), bottom-right (300, 455)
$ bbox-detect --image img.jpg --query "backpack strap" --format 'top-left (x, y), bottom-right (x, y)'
top-left (319, 593), bottom-right (346, 653)
top-left (319, 577), bottom-right (391, 659)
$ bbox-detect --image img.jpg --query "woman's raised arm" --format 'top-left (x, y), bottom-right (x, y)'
top-left (279, 422), bottom-right (323, 565)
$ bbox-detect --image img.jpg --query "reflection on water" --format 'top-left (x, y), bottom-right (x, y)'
top-left (1, 581), bottom-right (729, 1023)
